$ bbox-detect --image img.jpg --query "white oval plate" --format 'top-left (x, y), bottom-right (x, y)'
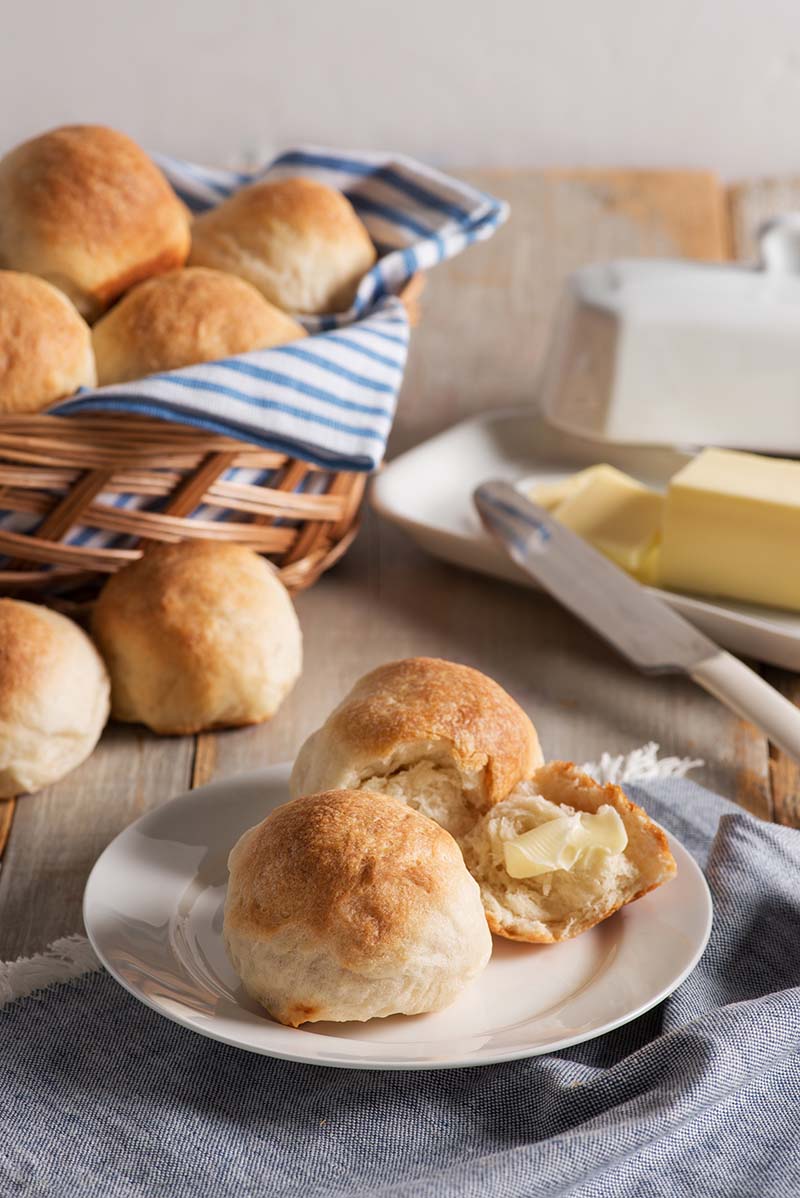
top-left (84, 764), bottom-right (712, 1071)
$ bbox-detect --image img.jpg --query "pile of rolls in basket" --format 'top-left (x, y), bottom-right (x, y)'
top-left (0, 125), bottom-right (420, 597)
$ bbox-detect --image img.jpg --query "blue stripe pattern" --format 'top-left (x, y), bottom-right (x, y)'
top-left (44, 145), bottom-right (507, 549)
top-left (52, 147), bottom-right (507, 473)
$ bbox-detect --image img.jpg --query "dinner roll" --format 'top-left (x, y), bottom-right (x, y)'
top-left (0, 125), bottom-right (191, 320)
top-left (290, 657), bottom-right (542, 837)
top-left (224, 789), bottom-right (492, 1025)
top-left (92, 541), bottom-right (301, 735)
top-left (0, 600), bottom-right (109, 797)
top-left (0, 271), bottom-right (95, 412)
top-left (189, 177), bottom-right (376, 314)
top-left (461, 761), bottom-right (676, 943)
top-left (92, 268), bottom-right (307, 385)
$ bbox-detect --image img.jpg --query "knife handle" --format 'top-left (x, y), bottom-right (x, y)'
top-left (691, 651), bottom-right (800, 762)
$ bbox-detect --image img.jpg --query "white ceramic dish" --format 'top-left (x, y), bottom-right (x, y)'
top-left (371, 409), bottom-right (800, 670)
top-left (539, 220), bottom-right (800, 453)
top-left (84, 763), bottom-right (712, 1071)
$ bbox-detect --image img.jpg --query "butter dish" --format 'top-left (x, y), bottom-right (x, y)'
top-left (539, 216), bottom-right (800, 453)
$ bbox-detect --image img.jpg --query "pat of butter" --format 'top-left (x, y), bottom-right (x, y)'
top-left (503, 805), bottom-right (628, 879)
top-left (548, 465), bottom-right (664, 582)
top-left (660, 448), bottom-right (800, 612)
top-left (528, 474), bottom-right (587, 512)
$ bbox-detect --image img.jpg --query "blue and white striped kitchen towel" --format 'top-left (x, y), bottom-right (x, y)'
top-left (53, 146), bottom-right (509, 473)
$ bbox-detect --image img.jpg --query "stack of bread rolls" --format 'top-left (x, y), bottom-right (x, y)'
top-left (224, 657), bottom-right (677, 1027)
top-left (0, 124), bottom-right (376, 412)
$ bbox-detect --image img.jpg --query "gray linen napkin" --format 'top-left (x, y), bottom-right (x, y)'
top-left (2, 777), bottom-right (799, 1198)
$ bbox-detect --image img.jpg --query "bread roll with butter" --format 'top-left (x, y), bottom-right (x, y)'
top-left (92, 267), bottom-right (306, 385)
top-left (290, 657), bottom-right (542, 837)
top-left (224, 789), bottom-right (492, 1025)
top-left (0, 271), bottom-right (95, 412)
top-left (189, 177), bottom-right (376, 314)
top-left (92, 541), bottom-right (301, 735)
top-left (291, 658), bottom-right (675, 944)
top-left (461, 761), bottom-right (676, 943)
top-left (0, 125), bottom-right (191, 320)
top-left (0, 599), bottom-right (109, 797)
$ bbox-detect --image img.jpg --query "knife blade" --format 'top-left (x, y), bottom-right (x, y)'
top-left (474, 478), bottom-right (800, 760)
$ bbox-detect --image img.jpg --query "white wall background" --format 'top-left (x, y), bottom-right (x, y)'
top-left (4, 0), bottom-right (800, 177)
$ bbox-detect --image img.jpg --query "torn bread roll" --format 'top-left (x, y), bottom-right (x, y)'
top-left (290, 657), bottom-right (543, 837)
top-left (224, 789), bottom-right (492, 1026)
top-left (291, 658), bottom-right (676, 944)
top-left (460, 761), bottom-right (676, 943)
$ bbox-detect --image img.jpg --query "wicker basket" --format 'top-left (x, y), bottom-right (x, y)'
top-left (0, 276), bottom-right (424, 598)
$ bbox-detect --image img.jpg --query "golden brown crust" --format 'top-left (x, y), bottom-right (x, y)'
top-left (92, 267), bottom-right (306, 384)
top-left (91, 540), bottom-right (301, 735)
top-left (0, 271), bottom-right (95, 412)
top-left (0, 598), bottom-right (110, 797)
top-left (313, 657), bottom-right (542, 806)
top-left (0, 599), bottom-right (62, 710)
top-left (225, 789), bottom-right (468, 974)
top-left (189, 176), bottom-right (376, 314)
top-left (0, 125), bottom-right (191, 320)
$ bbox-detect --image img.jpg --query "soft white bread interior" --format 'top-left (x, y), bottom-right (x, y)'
top-left (224, 788), bottom-right (492, 1026)
top-left (289, 657), bottom-right (543, 837)
top-left (460, 761), bottom-right (677, 943)
top-left (0, 599), bottom-right (110, 797)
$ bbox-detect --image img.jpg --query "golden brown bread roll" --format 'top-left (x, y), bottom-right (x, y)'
top-left (92, 267), bottom-right (307, 385)
top-left (0, 599), bottom-right (110, 797)
top-left (224, 789), bottom-right (492, 1025)
top-left (0, 271), bottom-right (95, 412)
top-left (290, 657), bottom-right (543, 836)
top-left (92, 540), bottom-right (302, 735)
top-left (188, 177), bottom-right (376, 314)
top-left (0, 125), bottom-right (191, 320)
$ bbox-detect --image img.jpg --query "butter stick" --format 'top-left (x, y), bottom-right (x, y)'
top-left (543, 464), bottom-right (664, 582)
top-left (660, 448), bottom-right (800, 612)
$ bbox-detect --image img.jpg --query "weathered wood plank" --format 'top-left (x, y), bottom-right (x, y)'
top-left (761, 671), bottom-right (800, 827)
top-left (0, 799), bottom-right (15, 859)
top-left (0, 725), bottom-right (194, 958)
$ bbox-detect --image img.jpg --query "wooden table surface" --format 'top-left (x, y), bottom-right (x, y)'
top-left (2, 168), bottom-right (800, 962)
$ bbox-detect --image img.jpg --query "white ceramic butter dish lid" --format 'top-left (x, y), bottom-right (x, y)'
top-left (539, 215), bottom-right (800, 453)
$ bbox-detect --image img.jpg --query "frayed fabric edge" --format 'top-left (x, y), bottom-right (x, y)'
top-left (581, 741), bottom-right (703, 786)
top-left (0, 934), bottom-right (101, 1007)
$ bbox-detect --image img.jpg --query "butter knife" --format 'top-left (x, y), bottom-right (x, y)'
top-left (474, 478), bottom-right (800, 762)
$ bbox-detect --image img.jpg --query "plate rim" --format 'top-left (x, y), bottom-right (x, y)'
top-left (83, 763), bottom-right (713, 1071)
